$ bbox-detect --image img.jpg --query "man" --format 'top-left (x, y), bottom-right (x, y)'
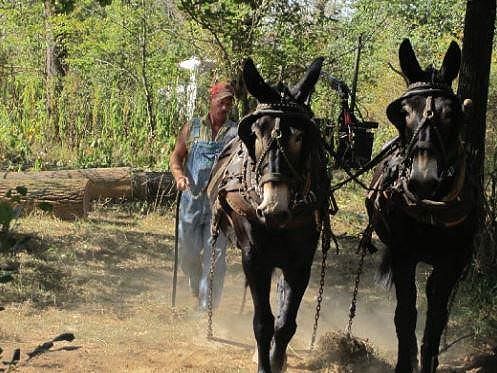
top-left (169, 82), bottom-right (237, 310)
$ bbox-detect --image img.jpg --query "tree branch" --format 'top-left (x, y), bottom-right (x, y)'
top-left (387, 62), bottom-right (408, 85)
top-left (439, 333), bottom-right (474, 354)
top-left (181, 5), bottom-right (231, 65)
top-left (94, 59), bottom-right (138, 81)
top-left (0, 65), bottom-right (44, 74)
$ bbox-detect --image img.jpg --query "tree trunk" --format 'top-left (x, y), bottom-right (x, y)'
top-left (140, 0), bottom-right (156, 136)
top-left (457, 0), bottom-right (496, 184)
top-left (0, 178), bottom-right (91, 220)
top-left (1, 167), bottom-right (134, 201)
top-left (44, 0), bottom-right (65, 142)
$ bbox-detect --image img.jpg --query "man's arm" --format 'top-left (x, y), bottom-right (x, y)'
top-left (169, 123), bottom-right (190, 191)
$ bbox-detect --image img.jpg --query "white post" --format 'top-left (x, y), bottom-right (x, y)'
top-left (179, 57), bottom-right (201, 121)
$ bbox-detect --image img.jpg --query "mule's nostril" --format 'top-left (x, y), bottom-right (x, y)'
top-left (256, 208), bottom-right (264, 218)
top-left (273, 211), bottom-right (291, 225)
top-left (408, 177), bottom-right (438, 199)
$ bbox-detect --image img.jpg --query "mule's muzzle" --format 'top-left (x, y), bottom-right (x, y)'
top-left (407, 149), bottom-right (441, 199)
top-left (256, 208), bottom-right (292, 229)
top-left (259, 173), bottom-right (290, 185)
top-left (256, 182), bottom-right (292, 228)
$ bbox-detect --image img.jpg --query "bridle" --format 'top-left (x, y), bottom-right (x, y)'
top-left (376, 82), bottom-right (473, 226)
top-left (254, 117), bottom-right (305, 188)
top-left (238, 100), bottom-right (319, 210)
top-left (387, 83), bottom-right (465, 190)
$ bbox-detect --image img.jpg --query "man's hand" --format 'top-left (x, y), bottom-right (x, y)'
top-left (176, 176), bottom-right (190, 191)
top-left (169, 123), bottom-right (190, 191)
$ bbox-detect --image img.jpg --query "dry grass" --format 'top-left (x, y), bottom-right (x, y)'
top-left (296, 331), bottom-right (391, 372)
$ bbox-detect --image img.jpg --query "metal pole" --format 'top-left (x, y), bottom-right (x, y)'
top-left (171, 190), bottom-right (182, 307)
top-left (350, 34), bottom-right (363, 113)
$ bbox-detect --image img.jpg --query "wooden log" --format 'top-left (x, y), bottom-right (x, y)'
top-left (0, 167), bottom-right (133, 200)
top-left (0, 167), bottom-right (176, 203)
top-left (0, 178), bottom-right (91, 220)
top-left (132, 171), bottom-right (176, 203)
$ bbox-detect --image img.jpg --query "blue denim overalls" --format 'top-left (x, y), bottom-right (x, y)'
top-left (179, 117), bottom-right (237, 309)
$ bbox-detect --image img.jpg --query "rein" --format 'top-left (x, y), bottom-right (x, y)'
top-left (371, 84), bottom-right (473, 228)
top-left (239, 99), bottom-right (318, 211)
top-left (254, 117), bottom-right (304, 187)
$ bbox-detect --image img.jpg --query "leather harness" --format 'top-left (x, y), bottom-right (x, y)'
top-left (207, 99), bottom-right (329, 226)
top-left (368, 83), bottom-right (476, 229)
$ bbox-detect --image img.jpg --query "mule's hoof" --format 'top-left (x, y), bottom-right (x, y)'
top-left (270, 353), bottom-right (287, 373)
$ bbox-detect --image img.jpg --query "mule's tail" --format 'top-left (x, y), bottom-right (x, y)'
top-left (379, 247), bottom-right (393, 288)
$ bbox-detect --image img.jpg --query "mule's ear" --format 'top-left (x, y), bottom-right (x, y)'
top-left (243, 58), bottom-right (280, 103)
top-left (399, 39), bottom-right (424, 84)
top-left (289, 56), bottom-right (324, 104)
top-left (440, 41), bottom-right (461, 84)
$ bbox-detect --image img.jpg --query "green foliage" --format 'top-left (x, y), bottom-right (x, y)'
top-left (0, 1), bottom-right (477, 170)
top-left (0, 186), bottom-right (28, 236)
top-left (0, 202), bottom-right (15, 234)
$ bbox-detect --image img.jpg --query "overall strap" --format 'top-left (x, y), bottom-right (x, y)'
top-left (190, 117), bottom-right (202, 144)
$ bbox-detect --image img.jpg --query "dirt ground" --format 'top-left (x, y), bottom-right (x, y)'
top-left (0, 199), bottom-right (478, 372)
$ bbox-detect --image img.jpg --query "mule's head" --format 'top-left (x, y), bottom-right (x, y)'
top-left (239, 57), bottom-right (324, 228)
top-left (386, 39), bottom-right (472, 200)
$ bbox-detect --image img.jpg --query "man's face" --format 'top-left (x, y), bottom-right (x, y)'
top-left (210, 96), bottom-right (234, 122)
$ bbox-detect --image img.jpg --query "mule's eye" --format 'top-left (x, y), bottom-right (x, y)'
top-left (290, 127), bottom-right (303, 143)
top-left (442, 107), bottom-right (454, 121)
top-left (401, 105), bottom-right (412, 115)
top-left (252, 122), bottom-right (263, 135)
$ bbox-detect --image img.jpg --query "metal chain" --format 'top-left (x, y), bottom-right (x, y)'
top-left (309, 247), bottom-right (328, 350)
top-left (207, 222), bottom-right (219, 339)
top-left (309, 214), bottom-right (331, 350)
top-left (346, 238), bottom-right (368, 336)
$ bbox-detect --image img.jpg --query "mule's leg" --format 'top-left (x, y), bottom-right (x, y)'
top-left (270, 264), bottom-right (312, 373)
top-left (392, 258), bottom-right (419, 373)
top-left (420, 264), bottom-right (462, 373)
top-left (243, 255), bottom-right (273, 373)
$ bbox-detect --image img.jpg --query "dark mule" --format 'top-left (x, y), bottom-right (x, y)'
top-left (366, 39), bottom-right (477, 373)
top-left (207, 58), bottom-right (330, 373)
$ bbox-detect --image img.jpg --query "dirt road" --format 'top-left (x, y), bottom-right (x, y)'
top-left (0, 203), bottom-right (471, 372)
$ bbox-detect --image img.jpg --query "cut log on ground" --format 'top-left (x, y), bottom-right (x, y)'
top-left (0, 178), bottom-right (91, 220)
top-left (0, 168), bottom-right (133, 201)
top-left (132, 171), bottom-right (176, 203)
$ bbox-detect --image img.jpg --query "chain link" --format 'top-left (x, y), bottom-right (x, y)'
top-left (309, 213), bottom-right (331, 350)
top-left (309, 246), bottom-right (328, 350)
top-left (207, 225), bottom-right (218, 339)
top-left (346, 237), bottom-right (367, 336)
